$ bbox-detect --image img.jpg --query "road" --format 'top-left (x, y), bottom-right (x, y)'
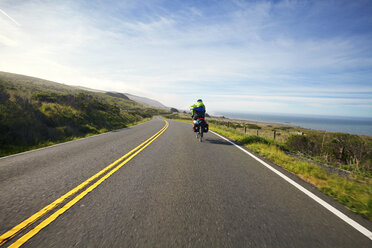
top-left (0, 117), bottom-right (371, 247)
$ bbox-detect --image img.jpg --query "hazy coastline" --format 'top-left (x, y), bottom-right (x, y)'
top-left (215, 112), bottom-right (372, 136)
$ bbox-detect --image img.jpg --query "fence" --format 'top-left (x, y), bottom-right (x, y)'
top-left (215, 120), bottom-right (305, 143)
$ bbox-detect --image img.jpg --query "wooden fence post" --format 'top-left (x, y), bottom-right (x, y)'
top-left (244, 126), bottom-right (247, 134)
top-left (256, 129), bottom-right (259, 136)
top-left (273, 130), bottom-right (276, 140)
top-left (227, 122), bottom-right (230, 128)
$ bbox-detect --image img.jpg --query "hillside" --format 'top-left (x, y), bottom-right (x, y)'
top-left (0, 71), bottom-right (169, 156)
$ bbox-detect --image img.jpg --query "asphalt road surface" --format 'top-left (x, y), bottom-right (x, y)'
top-left (0, 117), bottom-right (371, 247)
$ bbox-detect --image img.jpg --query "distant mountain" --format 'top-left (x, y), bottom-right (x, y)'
top-left (105, 92), bottom-right (130, 100)
top-left (123, 93), bottom-right (169, 110)
top-left (75, 86), bottom-right (105, 93)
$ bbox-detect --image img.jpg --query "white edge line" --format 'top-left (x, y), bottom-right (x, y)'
top-left (0, 119), bottom-right (152, 161)
top-left (210, 130), bottom-right (372, 240)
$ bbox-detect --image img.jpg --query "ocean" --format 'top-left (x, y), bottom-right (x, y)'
top-left (215, 112), bottom-right (372, 136)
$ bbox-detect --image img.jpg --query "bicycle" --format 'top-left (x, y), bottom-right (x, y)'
top-left (194, 118), bottom-right (208, 142)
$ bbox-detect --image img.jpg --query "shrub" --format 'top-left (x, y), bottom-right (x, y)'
top-left (238, 135), bottom-right (272, 145)
top-left (273, 126), bottom-right (292, 131)
top-left (0, 85), bottom-right (9, 103)
top-left (247, 124), bottom-right (261, 129)
top-left (286, 135), bottom-right (312, 153)
top-left (286, 133), bottom-right (372, 174)
top-left (31, 92), bottom-right (57, 102)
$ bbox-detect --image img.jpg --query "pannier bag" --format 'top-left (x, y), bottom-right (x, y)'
top-left (193, 123), bottom-right (199, 132)
top-left (203, 123), bottom-right (209, 133)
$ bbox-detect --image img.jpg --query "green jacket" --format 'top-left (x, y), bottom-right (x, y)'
top-left (189, 102), bottom-right (206, 116)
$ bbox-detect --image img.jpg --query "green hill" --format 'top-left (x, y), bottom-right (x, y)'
top-left (0, 71), bottom-right (168, 157)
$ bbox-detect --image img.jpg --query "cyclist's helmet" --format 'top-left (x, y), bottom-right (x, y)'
top-left (197, 99), bottom-right (203, 102)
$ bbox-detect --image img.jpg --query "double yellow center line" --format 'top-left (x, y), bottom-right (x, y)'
top-left (0, 120), bottom-right (169, 247)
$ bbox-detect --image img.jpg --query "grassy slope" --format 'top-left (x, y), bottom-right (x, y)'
top-left (164, 114), bottom-right (372, 221)
top-left (0, 71), bottom-right (168, 156)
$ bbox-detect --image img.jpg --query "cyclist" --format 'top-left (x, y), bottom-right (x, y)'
top-left (190, 99), bottom-right (208, 140)
top-left (189, 99), bottom-right (206, 120)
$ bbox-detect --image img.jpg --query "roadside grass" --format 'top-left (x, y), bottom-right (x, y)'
top-left (0, 118), bottom-right (152, 158)
top-left (165, 116), bottom-right (372, 220)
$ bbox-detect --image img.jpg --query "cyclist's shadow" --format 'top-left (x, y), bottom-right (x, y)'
top-left (204, 138), bottom-right (233, 146)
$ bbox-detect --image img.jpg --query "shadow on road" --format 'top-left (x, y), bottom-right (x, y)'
top-left (204, 138), bottom-right (233, 146)
top-left (111, 127), bottom-right (131, 132)
top-left (111, 130), bottom-right (122, 133)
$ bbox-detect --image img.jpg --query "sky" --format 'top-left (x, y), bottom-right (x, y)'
top-left (1, 0), bottom-right (372, 117)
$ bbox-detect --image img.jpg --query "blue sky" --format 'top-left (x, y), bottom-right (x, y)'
top-left (1, 0), bottom-right (372, 117)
